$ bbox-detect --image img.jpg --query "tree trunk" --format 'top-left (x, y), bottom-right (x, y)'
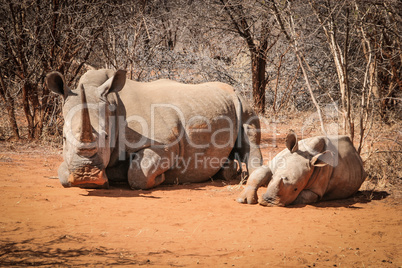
top-left (0, 88), bottom-right (19, 140)
top-left (3, 98), bottom-right (19, 140)
top-left (22, 83), bottom-right (34, 139)
top-left (251, 52), bottom-right (267, 114)
top-left (22, 82), bottom-right (43, 140)
top-left (0, 72), bottom-right (19, 140)
top-left (310, 1), bottom-right (353, 139)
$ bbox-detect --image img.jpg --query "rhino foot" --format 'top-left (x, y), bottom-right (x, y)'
top-left (236, 186), bottom-right (258, 204)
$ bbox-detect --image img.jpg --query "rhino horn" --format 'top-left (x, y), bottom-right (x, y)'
top-left (79, 84), bottom-right (94, 143)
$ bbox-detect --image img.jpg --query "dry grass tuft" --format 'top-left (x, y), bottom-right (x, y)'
top-left (360, 122), bottom-right (401, 196)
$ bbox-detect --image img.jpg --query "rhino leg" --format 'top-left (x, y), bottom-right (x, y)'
top-left (235, 121), bottom-right (263, 175)
top-left (127, 148), bottom-right (174, 190)
top-left (58, 161), bottom-right (71, 187)
top-left (292, 190), bottom-right (319, 205)
top-left (237, 165), bottom-right (272, 204)
top-left (244, 125), bottom-right (263, 175)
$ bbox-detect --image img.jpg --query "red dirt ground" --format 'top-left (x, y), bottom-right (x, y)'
top-left (0, 133), bottom-right (401, 267)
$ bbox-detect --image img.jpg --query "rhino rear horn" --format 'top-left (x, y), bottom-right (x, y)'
top-left (99, 69), bottom-right (127, 96)
top-left (311, 150), bottom-right (335, 167)
top-left (80, 84), bottom-right (95, 143)
top-left (286, 130), bottom-right (298, 153)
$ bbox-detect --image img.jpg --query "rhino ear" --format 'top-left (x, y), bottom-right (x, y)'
top-left (311, 150), bottom-right (334, 167)
top-left (46, 72), bottom-right (69, 99)
top-left (285, 130), bottom-right (298, 153)
top-left (99, 69), bottom-right (127, 96)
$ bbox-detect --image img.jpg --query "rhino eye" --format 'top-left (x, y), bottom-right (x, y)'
top-left (294, 188), bottom-right (298, 191)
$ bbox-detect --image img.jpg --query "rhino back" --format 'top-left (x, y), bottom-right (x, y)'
top-left (323, 136), bottom-right (367, 200)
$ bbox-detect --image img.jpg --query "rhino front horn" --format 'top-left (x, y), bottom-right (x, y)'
top-left (79, 84), bottom-right (95, 143)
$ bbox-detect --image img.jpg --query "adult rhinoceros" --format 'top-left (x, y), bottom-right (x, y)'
top-left (237, 131), bottom-right (367, 206)
top-left (46, 69), bottom-right (262, 189)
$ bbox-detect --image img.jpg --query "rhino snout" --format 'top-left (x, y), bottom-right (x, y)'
top-left (68, 165), bottom-right (108, 188)
top-left (259, 197), bottom-right (275, 207)
top-left (259, 193), bottom-right (284, 207)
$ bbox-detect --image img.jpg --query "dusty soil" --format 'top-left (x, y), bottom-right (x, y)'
top-left (0, 135), bottom-right (401, 267)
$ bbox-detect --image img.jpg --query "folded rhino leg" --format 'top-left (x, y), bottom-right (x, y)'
top-left (237, 165), bottom-right (272, 204)
top-left (213, 158), bottom-right (240, 181)
top-left (128, 148), bottom-right (174, 190)
top-left (292, 190), bottom-right (319, 205)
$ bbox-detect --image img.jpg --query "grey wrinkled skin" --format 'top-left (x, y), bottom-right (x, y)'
top-left (237, 131), bottom-right (367, 206)
top-left (46, 69), bottom-right (262, 189)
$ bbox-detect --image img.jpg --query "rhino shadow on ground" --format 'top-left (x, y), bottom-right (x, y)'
top-left (287, 190), bottom-right (390, 209)
top-left (82, 178), bottom-right (241, 198)
top-left (0, 237), bottom-right (145, 266)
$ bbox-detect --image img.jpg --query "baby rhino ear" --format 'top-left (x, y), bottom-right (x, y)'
top-left (285, 130), bottom-right (298, 153)
top-left (311, 150), bottom-right (335, 167)
top-left (46, 71), bottom-right (69, 99)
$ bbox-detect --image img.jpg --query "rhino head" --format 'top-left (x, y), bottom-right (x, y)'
top-left (46, 70), bottom-right (126, 188)
top-left (260, 131), bottom-right (335, 206)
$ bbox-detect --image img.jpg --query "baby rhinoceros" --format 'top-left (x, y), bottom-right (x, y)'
top-left (237, 132), bottom-right (367, 206)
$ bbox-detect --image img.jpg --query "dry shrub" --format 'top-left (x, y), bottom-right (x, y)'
top-left (362, 123), bottom-right (402, 189)
top-left (364, 148), bottom-right (402, 186)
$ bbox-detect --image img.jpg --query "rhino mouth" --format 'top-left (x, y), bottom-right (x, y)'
top-left (68, 165), bottom-right (108, 188)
